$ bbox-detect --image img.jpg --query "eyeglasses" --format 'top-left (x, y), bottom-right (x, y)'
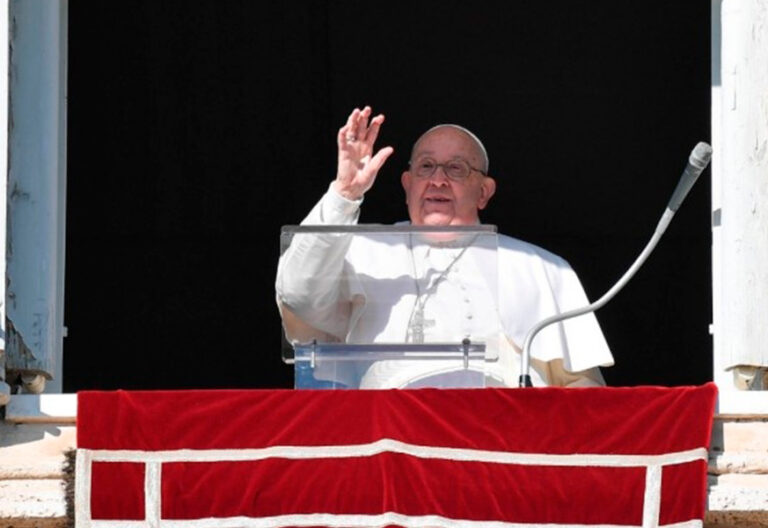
top-left (409, 157), bottom-right (487, 182)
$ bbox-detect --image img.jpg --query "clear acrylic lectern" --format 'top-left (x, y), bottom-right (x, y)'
top-left (278, 225), bottom-right (500, 389)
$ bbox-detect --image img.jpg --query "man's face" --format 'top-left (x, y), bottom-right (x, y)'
top-left (402, 127), bottom-right (496, 226)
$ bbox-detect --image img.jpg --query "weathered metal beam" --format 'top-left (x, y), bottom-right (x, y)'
top-left (5, 0), bottom-right (68, 394)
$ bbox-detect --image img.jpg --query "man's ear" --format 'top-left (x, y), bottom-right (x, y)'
top-left (477, 176), bottom-right (496, 210)
top-left (401, 171), bottom-right (411, 200)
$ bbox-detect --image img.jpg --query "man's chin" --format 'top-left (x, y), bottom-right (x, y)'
top-left (420, 213), bottom-right (453, 226)
top-left (411, 209), bottom-right (478, 227)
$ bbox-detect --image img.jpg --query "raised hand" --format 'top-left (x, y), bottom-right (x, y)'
top-left (333, 106), bottom-right (394, 200)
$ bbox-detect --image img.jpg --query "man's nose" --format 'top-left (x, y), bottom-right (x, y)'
top-left (428, 166), bottom-right (451, 185)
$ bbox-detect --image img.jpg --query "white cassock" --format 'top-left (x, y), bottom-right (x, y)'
top-left (276, 185), bottom-right (614, 388)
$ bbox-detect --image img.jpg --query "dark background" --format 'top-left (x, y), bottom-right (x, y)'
top-left (63, 2), bottom-right (711, 391)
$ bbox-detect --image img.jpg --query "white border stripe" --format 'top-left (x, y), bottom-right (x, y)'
top-left (642, 465), bottom-right (662, 528)
top-left (86, 513), bottom-right (704, 528)
top-left (145, 461), bottom-right (162, 528)
top-left (75, 448), bottom-right (93, 528)
top-left (82, 439), bottom-right (707, 468)
top-left (91, 523), bottom-right (145, 528)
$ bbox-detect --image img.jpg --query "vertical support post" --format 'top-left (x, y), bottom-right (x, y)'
top-left (711, 0), bottom-right (724, 391)
top-left (0, 0), bottom-right (9, 404)
top-left (5, 0), bottom-right (68, 392)
top-left (714, 0), bottom-right (768, 392)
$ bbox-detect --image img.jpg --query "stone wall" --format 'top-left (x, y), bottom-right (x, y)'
top-left (706, 417), bottom-right (768, 527)
top-left (0, 395), bottom-right (74, 528)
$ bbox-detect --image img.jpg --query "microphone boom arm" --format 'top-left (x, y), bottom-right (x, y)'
top-left (518, 142), bottom-right (712, 388)
top-left (519, 209), bottom-right (674, 387)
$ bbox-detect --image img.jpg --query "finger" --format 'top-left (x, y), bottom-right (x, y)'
top-left (356, 106), bottom-right (372, 139)
top-left (339, 108), bottom-right (361, 146)
top-left (365, 113), bottom-right (385, 146)
top-left (366, 146), bottom-right (394, 174)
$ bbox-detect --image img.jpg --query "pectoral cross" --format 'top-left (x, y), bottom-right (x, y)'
top-left (408, 305), bottom-right (435, 344)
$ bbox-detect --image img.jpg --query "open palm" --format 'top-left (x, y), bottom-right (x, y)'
top-left (334, 106), bottom-right (394, 200)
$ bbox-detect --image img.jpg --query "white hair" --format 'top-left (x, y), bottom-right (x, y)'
top-left (411, 124), bottom-right (489, 173)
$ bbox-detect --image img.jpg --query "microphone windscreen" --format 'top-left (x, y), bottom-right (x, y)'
top-left (689, 142), bottom-right (713, 170)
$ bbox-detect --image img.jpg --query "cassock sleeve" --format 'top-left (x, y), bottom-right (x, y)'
top-left (498, 237), bottom-right (614, 373)
top-left (275, 184), bottom-right (362, 341)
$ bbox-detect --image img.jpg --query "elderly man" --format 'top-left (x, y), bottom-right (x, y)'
top-left (276, 106), bottom-right (613, 388)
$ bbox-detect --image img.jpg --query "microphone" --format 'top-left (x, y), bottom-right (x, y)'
top-left (519, 142), bottom-right (713, 388)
